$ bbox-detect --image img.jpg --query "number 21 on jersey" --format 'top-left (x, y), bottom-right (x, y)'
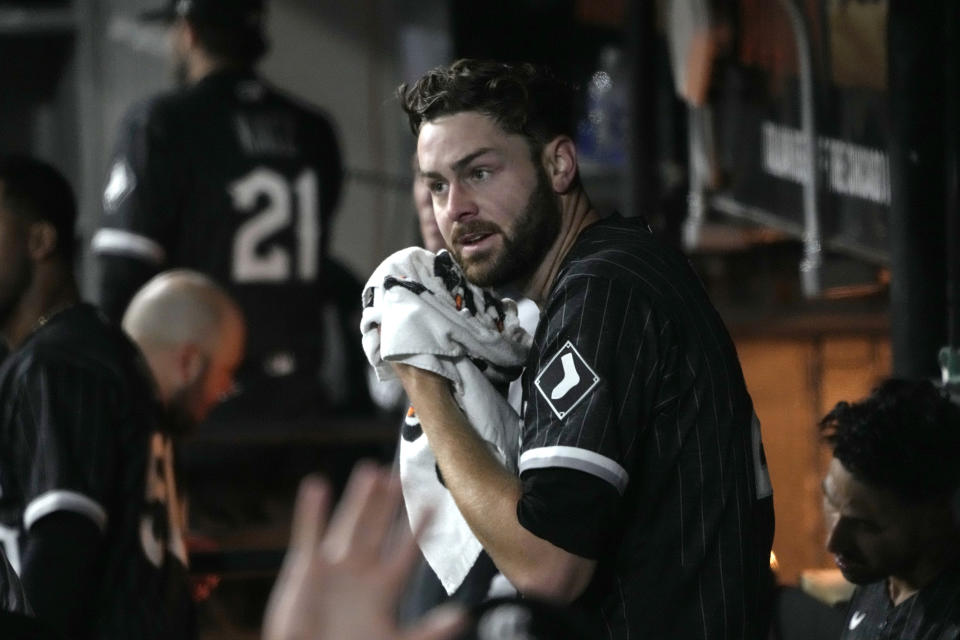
top-left (229, 167), bottom-right (320, 283)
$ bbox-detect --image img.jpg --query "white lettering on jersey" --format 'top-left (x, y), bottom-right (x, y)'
top-left (140, 432), bottom-right (187, 568)
top-left (229, 167), bottom-right (320, 283)
top-left (849, 611), bottom-right (866, 630)
top-left (752, 413), bottom-right (773, 499)
top-left (0, 524), bottom-right (20, 575)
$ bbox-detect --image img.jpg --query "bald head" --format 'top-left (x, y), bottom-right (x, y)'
top-left (123, 269), bottom-right (245, 425)
top-left (123, 270), bottom-right (237, 350)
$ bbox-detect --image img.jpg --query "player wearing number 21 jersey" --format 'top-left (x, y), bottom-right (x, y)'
top-left (92, 67), bottom-right (342, 418)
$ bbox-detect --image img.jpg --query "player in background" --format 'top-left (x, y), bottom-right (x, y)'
top-left (91, 0), bottom-right (344, 425)
top-left (0, 155), bottom-right (228, 639)
top-left (820, 379), bottom-right (960, 640)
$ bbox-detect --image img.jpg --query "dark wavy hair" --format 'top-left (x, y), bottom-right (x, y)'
top-left (0, 155), bottom-right (76, 263)
top-left (820, 378), bottom-right (960, 501)
top-left (397, 59), bottom-right (578, 157)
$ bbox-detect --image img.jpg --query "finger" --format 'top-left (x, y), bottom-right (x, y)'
top-left (399, 604), bottom-right (468, 640)
top-left (322, 460), bottom-right (382, 559)
top-left (287, 474), bottom-right (332, 560)
top-left (384, 503), bottom-right (433, 589)
top-left (263, 477), bottom-right (330, 640)
top-left (357, 470), bottom-right (404, 556)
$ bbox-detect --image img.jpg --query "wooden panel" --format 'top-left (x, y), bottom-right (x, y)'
top-left (734, 334), bottom-right (890, 584)
top-left (736, 338), bottom-right (819, 584)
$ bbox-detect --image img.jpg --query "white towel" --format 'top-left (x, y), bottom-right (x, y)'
top-left (360, 247), bottom-right (531, 594)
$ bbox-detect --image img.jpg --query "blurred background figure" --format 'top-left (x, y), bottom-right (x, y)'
top-left (123, 269), bottom-right (246, 434)
top-left (413, 155), bottom-right (447, 254)
top-left (88, 1), bottom-right (377, 626)
top-left (91, 0), bottom-right (347, 427)
top-left (820, 379), bottom-right (960, 639)
top-left (0, 155), bottom-right (196, 639)
top-left (122, 269), bottom-right (246, 607)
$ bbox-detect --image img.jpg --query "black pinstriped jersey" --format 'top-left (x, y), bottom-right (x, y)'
top-left (841, 568), bottom-right (960, 640)
top-left (0, 547), bottom-right (29, 616)
top-left (516, 215), bottom-right (775, 639)
top-left (92, 69), bottom-right (343, 418)
top-left (0, 304), bottom-right (193, 639)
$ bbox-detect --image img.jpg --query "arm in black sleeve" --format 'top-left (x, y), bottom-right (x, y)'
top-left (19, 512), bottom-right (102, 638)
top-left (92, 101), bottom-right (178, 322)
top-left (94, 254), bottom-right (160, 324)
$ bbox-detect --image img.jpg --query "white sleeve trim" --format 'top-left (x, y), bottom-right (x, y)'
top-left (24, 490), bottom-right (108, 533)
top-left (90, 228), bottom-right (167, 265)
top-left (519, 446), bottom-right (629, 494)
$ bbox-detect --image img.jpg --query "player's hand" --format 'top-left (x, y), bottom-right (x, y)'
top-left (261, 462), bottom-right (467, 640)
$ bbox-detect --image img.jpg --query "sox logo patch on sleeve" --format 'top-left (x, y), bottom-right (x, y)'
top-left (534, 341), bottom-right (600, 419)
top-left (103, 159), bottom-right (136, 212)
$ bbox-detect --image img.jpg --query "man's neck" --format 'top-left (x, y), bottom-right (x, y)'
top-left (1, 270), bottom-right (79, 349)
top-left (888, 538), bottom-right (960, 606)
top-left (187, 53), bottom-right (238, 85)
top-left (522, 187), bottom-right (601, 307)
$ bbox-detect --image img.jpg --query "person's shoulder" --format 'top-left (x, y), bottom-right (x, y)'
top-left (11, 305), bottom-right (141, 384)
top-left (252, 78), bottom-right (340, 147)
top-left (117, 86), bottom-right (194, 139)
top-left (260, 79), bottom-right (336, 123)
top-left (558, 214), bottom-right (700, 300)
top-left (557, 216), bottom-right (662, 287)
top-left (129, 79), bottom-right (193, 115)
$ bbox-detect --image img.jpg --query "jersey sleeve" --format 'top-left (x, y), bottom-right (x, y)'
top-left (517, 273), bottom-right (673, 557)
top-left (96, 103), bottom-right (185, 257)
top-left (8, 358), bottom-right (123, 533)
top-left (92, 102), bottom-right (184, 318)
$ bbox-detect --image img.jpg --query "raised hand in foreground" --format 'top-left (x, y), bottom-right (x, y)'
top-left (262, 462), bottom-right (467, 640)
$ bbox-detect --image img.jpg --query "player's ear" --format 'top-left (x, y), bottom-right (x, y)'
top-left (178, 343), bottom-right (205, 385)
top-left (27, 221), bottom-right (58, 261)
top-left (541, 135), bottom-right (578, 194)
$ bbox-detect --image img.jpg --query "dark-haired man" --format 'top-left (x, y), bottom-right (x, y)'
top-left (0, 155), bottom-right (198, 638)
top-left (390, 59), bottom-right (775, 639)
top-left (92, 0), bottom-right (344, 424)
top-left (820, 378), bottom-right (960, 639)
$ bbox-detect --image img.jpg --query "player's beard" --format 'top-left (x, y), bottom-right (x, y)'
top-left (450, 167), bottom-right (561, 289)
top-left (165, 360), bottom-right (210, 435)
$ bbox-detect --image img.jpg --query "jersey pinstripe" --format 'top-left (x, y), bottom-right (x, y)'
top-left (841, 567), bottom-right (960, 640)
top-left (517, 215), bottom-right (775, 639)
top-left (0, 304), bottom-right (193, 639)
top-left (0, 547), bottom-right (29, 616)
top-left (93, 69), bottom-right (343, 416)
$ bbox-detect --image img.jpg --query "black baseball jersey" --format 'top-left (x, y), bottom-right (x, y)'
top-left (516, 215), bottom-right (775, 639)
top-left (92, 69), bottom-right (343, 417)
top-left (841, 568), bottom-right (960, 640)
top-left (0, 547), bottom-right (29, 616)
top-left (0, 304), bottom-right (193, 639)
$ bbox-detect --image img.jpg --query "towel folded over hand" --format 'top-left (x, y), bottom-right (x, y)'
top-left (360, 247), bottom-right (531, 594)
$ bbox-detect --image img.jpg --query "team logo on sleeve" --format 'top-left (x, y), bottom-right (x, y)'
top-left (534, 341), bottom-right (599, 419)
top-left (103, 159), bottom-right (135, 212)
